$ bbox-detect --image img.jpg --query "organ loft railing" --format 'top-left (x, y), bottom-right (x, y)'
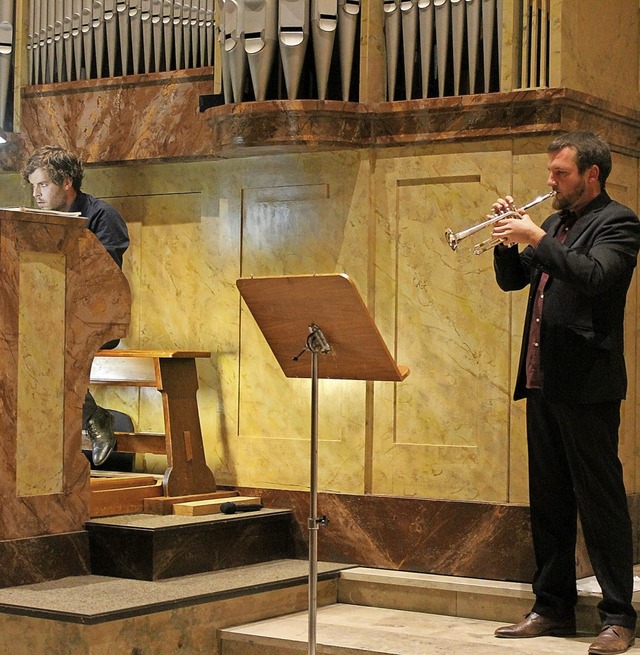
top-left (0, 1), bottom-right (552, 131)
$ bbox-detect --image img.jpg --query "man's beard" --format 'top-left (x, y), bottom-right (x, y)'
top-left (552, 178), bottom-right (586, 212)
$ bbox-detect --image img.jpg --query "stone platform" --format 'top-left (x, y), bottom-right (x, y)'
top-left (1, 561), bottom-right (638, 655)
top-left (86, 509), bottom-right (303, 580)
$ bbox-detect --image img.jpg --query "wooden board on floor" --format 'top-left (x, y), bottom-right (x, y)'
top-left (90, 474), bottom-right (158, 491)
top-left (143, 490), bottom-right (239, 515)
top-left (173, 495), bottom-right (262, 516)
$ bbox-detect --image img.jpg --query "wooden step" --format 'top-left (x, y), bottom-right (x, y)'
top-left (143, 490), bottom-right (240, 515)
top-left (173, 495), bottom-right (262, 516)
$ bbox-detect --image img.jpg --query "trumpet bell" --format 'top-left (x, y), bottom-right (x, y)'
top-left (444, 228), bottom-right (459, 251)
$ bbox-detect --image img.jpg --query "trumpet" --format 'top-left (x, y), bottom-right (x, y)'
top-left (445, 190), bottom-right (556, 255)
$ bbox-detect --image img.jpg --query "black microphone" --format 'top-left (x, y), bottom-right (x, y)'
top-left (220, 502), bottom-right (263, 514)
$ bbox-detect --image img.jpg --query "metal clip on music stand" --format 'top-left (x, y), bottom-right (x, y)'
top-left (237, 273), bottom-right (409, 655)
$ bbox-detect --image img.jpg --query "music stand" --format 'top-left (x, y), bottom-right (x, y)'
top-left (236, 273), bottom-right (409, 655)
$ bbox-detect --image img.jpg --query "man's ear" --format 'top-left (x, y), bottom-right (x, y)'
top-left (588, 164), bottom-right (600, 184)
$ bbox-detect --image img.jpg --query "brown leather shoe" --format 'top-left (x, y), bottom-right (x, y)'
top-left (494, 612), bottom-right (576, 638)
top-left (588, 625), bottom-right (636, 655)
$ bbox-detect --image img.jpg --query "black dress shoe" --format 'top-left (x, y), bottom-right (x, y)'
top-left (86, 407), bottom-right (116, 466)
top-left (588, 625), bottom-right (636, 654)
top-left (495, 612), bottom-right (576, 638)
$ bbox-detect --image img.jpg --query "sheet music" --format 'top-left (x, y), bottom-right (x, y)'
top-left (0, 207), bottom-right (83, 217)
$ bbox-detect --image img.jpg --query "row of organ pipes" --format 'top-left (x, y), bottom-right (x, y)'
top-left (27, 1), bottom-right (215, 84)
top-left (0, 1), bottom-right (548, 129)
top-left (385, 0), bottom-right (502, 100)
top-left (213, 0), bottom-right (504, 102)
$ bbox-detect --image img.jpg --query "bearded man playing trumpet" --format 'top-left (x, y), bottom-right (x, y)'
top-left (491, 131), bottom-right (640, 655)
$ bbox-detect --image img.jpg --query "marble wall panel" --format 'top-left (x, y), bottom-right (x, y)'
top-left (552, 0), bottom-right (639, 112)
top-left (16, 251), bottom-right (66, 497)
top-left (370, 147), bottom-right (516, 502)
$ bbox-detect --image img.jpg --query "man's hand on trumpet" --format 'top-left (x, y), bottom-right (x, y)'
top-left (491, 195), bottom-right (546, 248)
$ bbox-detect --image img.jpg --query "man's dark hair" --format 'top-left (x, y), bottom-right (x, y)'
top-left (22, 145), bottom-right (84, 191)
top-left (547, 131), bottom-right (612, 190)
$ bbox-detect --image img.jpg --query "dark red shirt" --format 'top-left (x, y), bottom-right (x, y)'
top-left (525, 212), bottom-right (576, 389)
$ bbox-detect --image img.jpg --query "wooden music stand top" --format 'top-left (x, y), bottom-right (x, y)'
top-left (237, 274), bottom-right (409, 382)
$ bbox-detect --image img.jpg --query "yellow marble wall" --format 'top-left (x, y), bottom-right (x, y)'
top-left (1, 141), bottom-right (637, 505)
top-left (548, 0), bottom-right (640, 112)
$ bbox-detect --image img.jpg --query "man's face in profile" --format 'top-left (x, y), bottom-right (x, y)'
top-left (28, 167), bottom-right (72, 212)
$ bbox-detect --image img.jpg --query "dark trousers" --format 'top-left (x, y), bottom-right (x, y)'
top-left (526, 390), bottom-right (636, 628)
top-left (82, 339), bottom-right (120, 428)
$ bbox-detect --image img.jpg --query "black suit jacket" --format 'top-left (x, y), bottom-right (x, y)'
top-left (494, 192), bottom-right (640, 403)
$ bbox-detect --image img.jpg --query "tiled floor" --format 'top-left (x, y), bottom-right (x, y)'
top-left (221, 603), bottom-right (636, 655)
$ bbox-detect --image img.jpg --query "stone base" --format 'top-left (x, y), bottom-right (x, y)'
top-left (0, 531), bottom-right (90, 588)
top-left (86, 509), bottom-right (304, 580)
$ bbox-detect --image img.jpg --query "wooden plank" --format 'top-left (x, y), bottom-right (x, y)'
top-left (143, 490), bottom-right (240, 515)
top-left (90, 482), bottom-right (164, 517)
top-left (90, 355), bottom-right (156, 385)
top-left (90, 474), bottom-right (158, 491)
top-left (95, 349), bottom-right (211, 358)
top-left (90, 378), bottom-right (157, 386)
top-left (114, 431), bottom-right (166, 454)
top-left (173, 495), bottom-right (261, 516)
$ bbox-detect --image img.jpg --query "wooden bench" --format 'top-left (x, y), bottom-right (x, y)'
top-left (90, 349), bottom-right (217, 498)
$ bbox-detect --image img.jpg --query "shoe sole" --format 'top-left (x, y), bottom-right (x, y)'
top-left (495, 629), bottom-right (577, 639)
top-left (587, 637), bottom-right (635, 655)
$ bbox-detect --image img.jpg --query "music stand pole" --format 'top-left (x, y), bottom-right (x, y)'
top-left (302, 325), bottom-right (330, 655)
top-left (235, 274), bottom-right (410, 655)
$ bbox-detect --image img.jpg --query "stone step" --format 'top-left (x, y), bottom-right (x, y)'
top-left (219, 566), bottom-right (640, 655)
top-left (219, 603), bottom-right (594, 655)
top-left (86, 508), bottom-right (302, 580)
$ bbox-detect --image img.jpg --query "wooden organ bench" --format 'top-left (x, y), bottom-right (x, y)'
top-left (89, 349), bottom-right (230, 515)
